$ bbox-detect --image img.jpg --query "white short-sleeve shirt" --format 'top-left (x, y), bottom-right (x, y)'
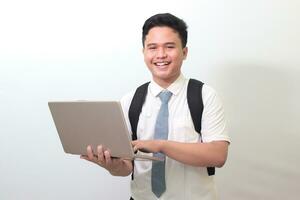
top-left (121, 74), bottom-right (230, 200)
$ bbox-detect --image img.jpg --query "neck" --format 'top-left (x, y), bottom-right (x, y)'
top-left (153, 74), bottom-right (180, 89)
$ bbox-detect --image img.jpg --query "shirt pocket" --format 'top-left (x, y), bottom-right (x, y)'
top-left (171, 118), bottom-right (200, 143)
top-left (137, 107), bottom-right (153, 140)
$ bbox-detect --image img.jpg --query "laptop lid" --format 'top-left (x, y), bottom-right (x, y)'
top-left (48, 101), bottom-right (161, 161)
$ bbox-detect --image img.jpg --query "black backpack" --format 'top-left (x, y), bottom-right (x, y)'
top-left (128, 79), bottom-right (215, 177)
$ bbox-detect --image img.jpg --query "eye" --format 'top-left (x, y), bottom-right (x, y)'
top-left (147, 46), bottom-right (156, 50)
top-left (166, 45), bottom-right (175, 49)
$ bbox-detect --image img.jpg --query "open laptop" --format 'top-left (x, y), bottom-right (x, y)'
top-left (48, 101), bottom-right (161, 161)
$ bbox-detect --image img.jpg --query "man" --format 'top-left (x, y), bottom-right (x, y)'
top-left (81, 13), bottom-right (230, 200)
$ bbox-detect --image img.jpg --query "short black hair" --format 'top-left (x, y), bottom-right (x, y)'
top-left (142, 13), bottom-right (188, 48)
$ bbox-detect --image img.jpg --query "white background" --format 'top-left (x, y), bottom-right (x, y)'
top-left (0, 0), bottom-right (299, 199)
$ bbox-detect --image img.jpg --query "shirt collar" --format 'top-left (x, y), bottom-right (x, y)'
top-left (149, 74), bottom-right (186, 97)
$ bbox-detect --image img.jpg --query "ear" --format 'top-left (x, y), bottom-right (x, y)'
top-left (182, 47), bottom-right (188, 60)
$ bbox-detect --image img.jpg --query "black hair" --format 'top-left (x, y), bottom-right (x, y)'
top-left (142, 13), bottom-right (188, 48)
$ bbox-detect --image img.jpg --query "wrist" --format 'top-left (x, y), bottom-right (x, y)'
top-left (158, 140), bottom-right (166, 154)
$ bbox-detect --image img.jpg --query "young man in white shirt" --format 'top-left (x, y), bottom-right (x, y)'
top-left (81, 13), bottom-right (230, 200)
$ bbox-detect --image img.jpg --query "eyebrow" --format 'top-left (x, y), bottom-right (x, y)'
top-left (146, 42), bottom-right (176, 47)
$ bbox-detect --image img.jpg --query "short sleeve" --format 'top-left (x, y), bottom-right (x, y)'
top-left (200, 85), bottom-right (230, 143)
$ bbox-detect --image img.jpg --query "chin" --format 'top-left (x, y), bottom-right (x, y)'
top-left (153, 71), bottom-right (170, 79)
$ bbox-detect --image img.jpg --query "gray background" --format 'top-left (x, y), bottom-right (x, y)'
top-left (0, 0), bottom-right (299, 199)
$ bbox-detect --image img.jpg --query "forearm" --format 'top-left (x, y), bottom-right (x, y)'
top-left (160, 140), bottom-right (229, 167)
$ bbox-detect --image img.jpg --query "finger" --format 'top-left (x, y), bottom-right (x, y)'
top-left (97, 145), bottom-right (105, 163)
top-left (139, 148), bottom-right (151, 153)
top-left (132, 141), bottom-right (142, 151)
top-left (80, 155), bottom-right (88, 159)
top-left (131, 140), bottom-right (137, 146)
top-left (80, 154), bottom-right (95, 163)
top-left (132, 140), bottom-right (139, 151)
top-left (133, 145), bottom-right (138, 153)
top-left (104, 150), bottom-right (112, 166)
top-left (87, 145), bottom-right (95, 160)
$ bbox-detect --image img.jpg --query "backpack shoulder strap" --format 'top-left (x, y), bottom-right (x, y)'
top-left (187, 79), bottom-right (215, 176)
top-left (128, 82), bottom-right (150, 140)
top-left (187, 79), bottom-right (204, 134)
top-left (128, 82), bottom-right (150, 180)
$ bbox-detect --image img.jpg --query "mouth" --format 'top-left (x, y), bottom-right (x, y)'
top-left (153, 61), bottom-right (171, 68)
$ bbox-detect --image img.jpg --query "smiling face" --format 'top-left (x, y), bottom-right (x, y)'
top-left (143, 26), bottom-right (188, 88)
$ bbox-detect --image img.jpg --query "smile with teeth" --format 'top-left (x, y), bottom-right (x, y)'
top-left (154, 61), bottom-right (170, 66)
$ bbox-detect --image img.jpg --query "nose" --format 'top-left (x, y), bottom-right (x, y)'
top-left (156, 47), bottom-right (167, 58)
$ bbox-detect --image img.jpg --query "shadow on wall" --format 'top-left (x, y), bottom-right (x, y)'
top-left (213, 64), bottom-right (300, 200)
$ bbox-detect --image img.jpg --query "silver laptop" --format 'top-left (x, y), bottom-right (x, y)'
top-left (48, 101), bottom-right (161, 161)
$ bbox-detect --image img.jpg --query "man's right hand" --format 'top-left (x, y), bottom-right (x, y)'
top-left (80, 145), bottom-right (133, 176)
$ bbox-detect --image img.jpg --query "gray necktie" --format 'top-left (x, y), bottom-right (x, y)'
top-left (151, 90), bottom-right (172, 198)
